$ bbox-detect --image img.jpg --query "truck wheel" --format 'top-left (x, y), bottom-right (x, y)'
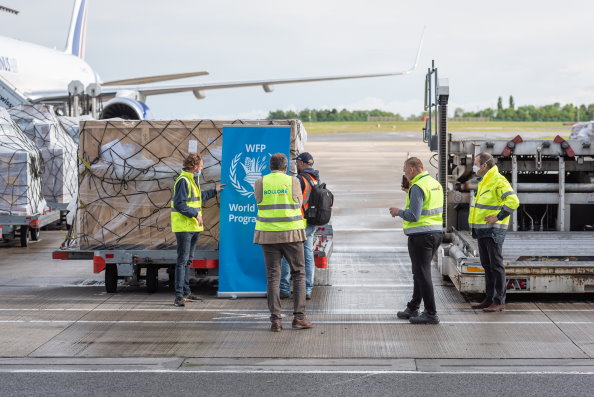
top-left (30, 228), bottom-right (40, 241)
top-left (146, 266), bottom-right (158, 293)
top-left (20, 225), bottom-right (29, 247)
top-left (105, 263), bottom-right (118, 293)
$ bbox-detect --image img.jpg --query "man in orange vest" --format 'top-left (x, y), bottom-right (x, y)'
top-left (280, 152), bottom-right (319, 300)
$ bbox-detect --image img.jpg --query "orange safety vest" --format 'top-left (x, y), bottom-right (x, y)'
top-left (300, 173), bottom-right (318, 217)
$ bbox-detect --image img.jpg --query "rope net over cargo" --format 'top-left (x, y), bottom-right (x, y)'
top-left (0, 108), bottom-right (46, 216)
top-left (64, 119), bottom-right (305, 251)
top-left (8, 105), bottom-right (78, 205)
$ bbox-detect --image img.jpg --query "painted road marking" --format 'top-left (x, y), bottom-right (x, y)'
top-left (1, 320), bottom-right (593, 325)
top-left (1, 369), bottom-right (594, 375)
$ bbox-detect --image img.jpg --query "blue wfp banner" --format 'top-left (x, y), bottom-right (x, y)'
top-left (218, 125), bottom-right (292, 297)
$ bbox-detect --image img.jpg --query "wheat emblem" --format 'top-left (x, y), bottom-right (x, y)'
top-left (230, 153), bottom-right (255, 197)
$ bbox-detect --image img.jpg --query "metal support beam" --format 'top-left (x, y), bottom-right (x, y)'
top-left (437, 79), bottom-right (449, 228)
top-left (512, 155), bottom-right (518, 232)
top-left (558, 157), bottom-right (565, 232)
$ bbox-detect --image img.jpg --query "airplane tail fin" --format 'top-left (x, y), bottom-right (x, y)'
top-left (64, 0), bottom-right (88, 59)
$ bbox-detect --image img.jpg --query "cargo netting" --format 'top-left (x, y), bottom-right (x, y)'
top-left (0, 107), bottom-right (47, 216)
top-left (8, 104), bottom-right (78, 205)
top-left (63, 119), bottom-right (306, 250)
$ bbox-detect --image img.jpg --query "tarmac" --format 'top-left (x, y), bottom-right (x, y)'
top-left (1, 131), bottom-right (594, 395)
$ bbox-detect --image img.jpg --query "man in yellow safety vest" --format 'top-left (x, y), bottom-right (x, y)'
top-left (469, 152), bottom-right (520, 312)
top-left (171, 154), bottom-right (224, 307)
top-left (254, 153), bottom-right (315, 332)
top-left (390, 157), bottom-right (444, 324)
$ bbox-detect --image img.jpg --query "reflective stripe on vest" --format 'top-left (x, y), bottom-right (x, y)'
top-left (402, 171), bottom-right (444, 236)
top-left (255, 172), bottom-right (305, 232)
top-left (468, 165), bottom-right (518, 231)
top-left (170, 170), bottom-right (203, 232)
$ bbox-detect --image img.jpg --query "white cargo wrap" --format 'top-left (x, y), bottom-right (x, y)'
top-left (8, 104), bottom-right (78, 204)
top-left (0, 108), bottom-right (46, 216)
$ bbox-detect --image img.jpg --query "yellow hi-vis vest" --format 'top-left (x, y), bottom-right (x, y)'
top-left (468, 165), bottom-right (520, 231)
top-left (170, 170), bottom-right (204, 232)
top-left (402, 171), bottom-right (444, 235)
top-left (255, 172), bottom-right (305, 232)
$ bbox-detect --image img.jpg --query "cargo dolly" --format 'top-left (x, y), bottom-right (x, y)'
top-left (53, 226), bottom-right (334, 293)
top-left (0, 207), bottom-right (61, 247)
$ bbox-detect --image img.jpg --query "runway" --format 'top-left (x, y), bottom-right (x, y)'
top-left (1, 131), bottom-right (594, 395)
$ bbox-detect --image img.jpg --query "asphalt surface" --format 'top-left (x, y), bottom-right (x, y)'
top-left (2, 372), bottom-right (594, 397)
top-left (1, 131), bottom-right (594, 396)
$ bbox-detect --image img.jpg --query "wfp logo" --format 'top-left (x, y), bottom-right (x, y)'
top-left (230, 150), bottom-right (268, 198)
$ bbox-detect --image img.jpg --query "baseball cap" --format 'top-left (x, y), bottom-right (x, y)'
top-left (293, 152), bottom-right (314, 165)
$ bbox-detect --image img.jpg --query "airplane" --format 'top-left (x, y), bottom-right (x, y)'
top-left (0, 0), bottom-right (425, 120)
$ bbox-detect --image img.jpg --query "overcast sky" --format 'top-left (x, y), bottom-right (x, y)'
top-left (2, 0), bottom-right (594, 119)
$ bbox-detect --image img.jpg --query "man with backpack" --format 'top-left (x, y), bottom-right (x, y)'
top-left (280, 152), bottom-right (333, 300)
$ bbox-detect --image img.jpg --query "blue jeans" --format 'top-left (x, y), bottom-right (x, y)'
top-left (175, 231), bottom-right (200, 298)
top-left (280, 224), bottom-right (316, 295)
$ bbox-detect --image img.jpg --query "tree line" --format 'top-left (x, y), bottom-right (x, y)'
top-left (268, 98), bottom-right (594, 123)
top-left (267, 108), bottom-right (404, 122)
top-left (456, 96), bottom-right (594, 122)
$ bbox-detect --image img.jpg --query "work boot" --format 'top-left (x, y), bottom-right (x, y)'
top-left (471, 300), bottom-right (492, 310)
top-left (397, 307), bottom-right (419, 319)
top-left (280, 291), bottom-right (291, 299)
top-left (306, 294), bottom-right (312, 300)
top-left (292, 317), bottom-right (315, 329)
top-left (483, 304), bottom-right (505, 312)
top-left (174, 297), bottom-right (185, 307)
top-left (184, 294), bottom-right (203, 302)
top-left (271, 320), bottom-right (283, 332)
top-left (409, 311), bottom-right (439, 324)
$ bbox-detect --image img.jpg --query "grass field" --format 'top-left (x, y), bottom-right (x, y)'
top-left (302, 121), bottom-right (573, 134)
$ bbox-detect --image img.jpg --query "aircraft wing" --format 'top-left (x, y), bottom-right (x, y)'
top-left (31, 28), bottom-right (424, 103)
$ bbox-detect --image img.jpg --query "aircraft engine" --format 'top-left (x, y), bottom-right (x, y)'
top-left (99, 97), bottom-right (154, 120)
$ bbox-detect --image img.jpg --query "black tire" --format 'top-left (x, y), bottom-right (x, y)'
top-left (30, 228), bottom-right (40, 241)
top-left (20, 225), bottom-right (29, 247)
top-left (146, 266), bottom-right (158, 293)
top-left (105, 263), bottom-right (118, 293)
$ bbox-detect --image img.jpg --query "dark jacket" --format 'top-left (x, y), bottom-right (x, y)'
top-left (297, 168), bottom-right (320, 193)
top-left (173, 174), bottom-right (216, 218)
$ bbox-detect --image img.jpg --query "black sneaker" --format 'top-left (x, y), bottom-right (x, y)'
top-left (397, 307), bottom-right (419, 319)
top-left (409, 311), bottom-right (439, 324)
top-left (174, 297), bottom-right (185, 307)
top-left (280, 291), bottom-right (291, 299)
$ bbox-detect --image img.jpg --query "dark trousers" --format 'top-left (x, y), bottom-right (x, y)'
top-left (477, 237), bottom-right (506, 305)
top-left (261, 242), bottom-right (306, 322)
top-left (174, 231), bottom-right (200, 298)
top-left (406, 233), bottom-right (443, 315)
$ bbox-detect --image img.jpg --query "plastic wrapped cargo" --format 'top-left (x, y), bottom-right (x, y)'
top-left (57, 114), bottom-right (94, 144)
top-left (8, 104), bottom-right (78, 204)
top-left (72, 119), bottom-right (306, 250)
top-left (0, 108), bottom-right (47, 216)
top-left (570, 121), bottom-right (594, 145)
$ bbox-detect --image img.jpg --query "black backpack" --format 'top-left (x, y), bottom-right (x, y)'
top-left (301, 173), bottom-right (333, 226)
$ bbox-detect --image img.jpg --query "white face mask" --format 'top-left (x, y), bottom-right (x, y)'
top-left (194, 170), bottom-right (202, 176)
top-left (472, 165), bottom-right (481, 174)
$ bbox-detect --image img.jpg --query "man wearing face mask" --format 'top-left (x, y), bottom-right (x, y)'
top-left (389, 157), bottom-right (444, 324)
top-left (171, 154), bottom-right (224, 307)
top-left (469, 152), bottom-right (519, 312)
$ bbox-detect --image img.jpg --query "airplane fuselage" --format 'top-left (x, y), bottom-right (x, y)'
top-left (0, 36), bottom-right (99, 100)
